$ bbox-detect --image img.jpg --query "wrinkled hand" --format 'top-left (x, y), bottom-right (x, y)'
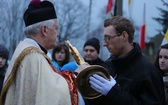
top-left (89, 74), bottom-right (116, 95)
top-left (75, 62), bottom-right (90, 74)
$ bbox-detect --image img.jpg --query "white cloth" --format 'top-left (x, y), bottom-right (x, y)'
top-left (3, 38), bottom-right (72, 105)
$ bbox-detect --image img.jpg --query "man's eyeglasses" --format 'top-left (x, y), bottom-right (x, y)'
top-left (104, 33), bottom-right (121, 42)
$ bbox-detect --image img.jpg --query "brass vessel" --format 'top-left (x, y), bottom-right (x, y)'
top-left (65, 40), bottom-right (110, 99)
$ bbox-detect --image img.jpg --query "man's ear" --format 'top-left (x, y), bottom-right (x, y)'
top-left (41, 25), bottom-right (48, 37)
top-left (122, 31), bottom-right (128, 42)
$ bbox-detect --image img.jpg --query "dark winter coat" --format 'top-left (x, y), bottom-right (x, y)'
top-left (84, 57), bottom-right (105, 105)
top-left (85, 57), bottom-right (104, 66)
top-left (86, 43), bottom-right (166, 105)
top-left (0, 64), bottom-right (7, 93)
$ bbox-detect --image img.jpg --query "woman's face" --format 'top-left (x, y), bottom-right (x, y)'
top-left (159, 48), bottom-right (168, 71)
top-left (55, 49), bottom-right (66, 62)
top-left (0, 55), bottom-right (7, 68)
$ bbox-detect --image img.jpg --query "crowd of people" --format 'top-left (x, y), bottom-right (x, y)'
top-left (0, 0), bottom-right (167, 105)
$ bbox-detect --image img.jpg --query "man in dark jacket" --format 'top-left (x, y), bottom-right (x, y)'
top-left (83, 37), bottom-right (105, 105)
top-left (87, 16), bottom-right (166, 105)
top-left (83, 37), bottom-right (104, 65)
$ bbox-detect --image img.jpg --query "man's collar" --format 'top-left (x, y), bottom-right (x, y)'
top-left (23, 38), bottom-right (47, 54)
top-left (38, 43), bottom-right (47, 54)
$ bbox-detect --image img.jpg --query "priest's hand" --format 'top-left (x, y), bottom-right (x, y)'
top-left (74, 62), bottom-right (90, 74)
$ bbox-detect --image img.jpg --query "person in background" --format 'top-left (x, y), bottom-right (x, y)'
top-left (0, 0), bottom-right (85, 105)
top-left (86, 16), bottom-right (165, 105)
top-left (0, 45), bottom-right (9, 94)
top-left (83, 37), bottom-right (104, 65)
top-left (52, 43), bottom-right (70, 71)
top-left (83, 37), bottom-right (105, 105)
top-left (154, 43), bottom-right (168, 105)
top-left (52, 43), bottom-right (78, 72)
top-left (61, 61), bottom-right (78, 72)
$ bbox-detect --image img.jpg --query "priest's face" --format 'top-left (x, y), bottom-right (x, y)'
top-left (44, 19), bottom-right (59, 50)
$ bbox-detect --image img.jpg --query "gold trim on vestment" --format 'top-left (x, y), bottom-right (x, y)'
top-left (0, 47), bottom-right (51, 105)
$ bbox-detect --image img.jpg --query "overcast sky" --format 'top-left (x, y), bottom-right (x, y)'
top-left (123, 0), bottom-right (165, 38)
top-left (80, 0), bottom-right (166, 40)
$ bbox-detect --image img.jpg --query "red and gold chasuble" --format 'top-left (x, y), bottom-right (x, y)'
top-left (51, 65), bottom-right (78, 105)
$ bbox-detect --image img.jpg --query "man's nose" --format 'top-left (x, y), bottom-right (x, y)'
top-left (160, 58), bottom-right (165, 62)
top-left (86, 51), bottom-right (90, 54)
top-left (0, 57), bottom-right (2, 61)
top-left (103, 41), bottom-right (107, 46)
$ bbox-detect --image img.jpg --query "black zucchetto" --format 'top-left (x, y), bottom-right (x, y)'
top-left (23, 0), bottom-right (57, 27)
